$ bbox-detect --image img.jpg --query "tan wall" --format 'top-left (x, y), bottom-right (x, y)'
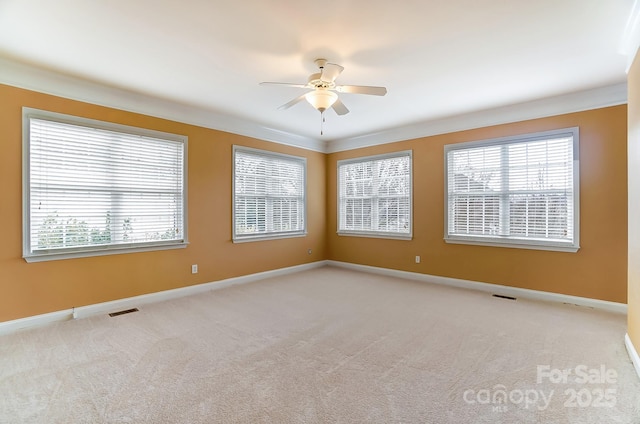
top-left (0, 84), bottom-right (327, 322)
top-left (0, 82), bottom-right (629, 323)
top-left (628, 52), bottom-right (640, 348)
top-left (327, 106), bottom-right (628, 303)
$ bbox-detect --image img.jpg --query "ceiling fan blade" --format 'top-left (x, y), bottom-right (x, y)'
top-left (278, 93), bottom-right (308, 110)
top-left (335, 85), bottom-right (387, 96)
top-left (260, 82), bottom-right (309, 88)
top-left (321, 63), bottom-right (344, 82)
top-left (332, 98), bottom-right (349, 116)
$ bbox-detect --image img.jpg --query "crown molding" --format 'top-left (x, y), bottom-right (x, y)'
top-left (0, 57), bottom-right (324, 153)
top-left (326, 83), bottom-right (628, 153)
top-left (1, 57), bottom-right (629, 155)
top-left (621, 0), bottom-right (640, 72)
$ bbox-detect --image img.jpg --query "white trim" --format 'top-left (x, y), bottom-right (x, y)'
top-left (326, 84), bottom-right (627, 153)
top-left (0, 58), bottom-right (628, 155)
top-left (73, 261), bottom-right (326, 319)
top-left (336, 149), bottom-right (413, 165)
top-left (232, 232), bottom-right (308, 243)
top-left (0, 309), bottom-right (74, 336)
top-left (443, 238), bottom-right (579, 253)
top-left (0, 261), bottom-right (328, 335)
top-left (337, 231), bottom-right (412, 241)
top-left (326, 260), bottom-right (627, 314)
top-left (24, 242), bottom-right (188, 263)
top-left (0, 260), bottom-right (626, 336)
top-left (0, 57), bottom-right (324, 153)
top-left (625, 333), bottom-right (640, 381)
top-left (621, 0), bottom-right (640, 72)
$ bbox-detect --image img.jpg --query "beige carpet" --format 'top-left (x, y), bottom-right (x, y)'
top-left (0, 266), bottom-right (638, 423)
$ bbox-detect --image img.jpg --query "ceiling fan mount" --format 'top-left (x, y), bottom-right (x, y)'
top-left (314, 58), bottom-right (329, 69)
top-left (260, 58), bottom-right (387, 118)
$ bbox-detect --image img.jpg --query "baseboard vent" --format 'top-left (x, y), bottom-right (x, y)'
top-left (493, 294), bottom-right (517, 301)
top-left (108, 308), bottom-right (139, 317)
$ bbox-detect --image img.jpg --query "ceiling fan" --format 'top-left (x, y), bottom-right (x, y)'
top-left (260, 59), bottom-right (387, 118)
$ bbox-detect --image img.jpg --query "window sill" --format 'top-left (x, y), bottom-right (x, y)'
top-left (337, 231), bottom-right (412, 241)
top-left (444, 237), bottom-right (579, 253)
top-left (233, 232), bottom-right (307, 243)
top-left (24, 241), bottom-right (188, 263)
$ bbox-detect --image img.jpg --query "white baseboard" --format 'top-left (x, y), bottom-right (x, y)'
top-left (625, 333), bottom-right (640, 381)
top-left (0, 259), bottom-right (626, 337)
top-left (0, 260), bottom-right (328, 336)
top-left (72, 260), bottom-right (327, 319)
top-left (326, 260), bottom-right (627, 314)
top-left (0, 309), bottom-right (74, 336)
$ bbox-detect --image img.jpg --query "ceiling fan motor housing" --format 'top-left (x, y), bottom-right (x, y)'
top-left (308, 72), bottom-right (333, 88)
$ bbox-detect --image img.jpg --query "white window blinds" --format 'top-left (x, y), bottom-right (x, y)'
top-left (445, 128), bottom-right (579, 251)
top-left (24, 109), bottom-right (186, 262)
top-left (338, 151), bottom-right (412, 239)
top-left (233, 146), bottom-right (306, 241)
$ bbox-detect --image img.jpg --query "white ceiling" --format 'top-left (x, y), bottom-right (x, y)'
top-left (0, 0), bottom-right (636, 148)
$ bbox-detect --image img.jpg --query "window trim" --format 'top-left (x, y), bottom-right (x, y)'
top-left (337, 150), bottom-right (413, 240)
top-left (232, 145), bottom-right (307, 243)
top-left (443, 127), bottom-right (580, 252)
top-left (22, 107), bottom-right (188, 263)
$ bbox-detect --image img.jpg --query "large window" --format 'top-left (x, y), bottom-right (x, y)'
top-left (444, 128), bottom-right (579, 252)
top-left (23, 108), bottom-right (187, 262)
top-left (233, 146), bottom-right (306, 241)
top-left (338, 151), bottom-right (412, 239)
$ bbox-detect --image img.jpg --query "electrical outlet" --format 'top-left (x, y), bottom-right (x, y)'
top-left (308, 249), bottom-right (312, 255)
top-left (191, 264), bottom-right (198, 274)
top-left (415, 256), bottom-right (421, 264)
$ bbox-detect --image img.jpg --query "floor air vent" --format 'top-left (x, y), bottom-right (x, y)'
top-left (492, 294), bottom-right (517, 301)
top-left (108, 308), bottom-right (139, 317)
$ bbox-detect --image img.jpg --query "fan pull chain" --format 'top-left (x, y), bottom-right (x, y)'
top-left (320, 111), bottom-right (325, 135)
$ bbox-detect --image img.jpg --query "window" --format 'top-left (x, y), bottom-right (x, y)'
top-left (444, 128), bottom-right (579, 252)
top-left (23, 108), bottom-right (187, 262)
top-left (233, 146), bottom-right (306, 241)
top-left (338, 151), bottom-right (412, 239)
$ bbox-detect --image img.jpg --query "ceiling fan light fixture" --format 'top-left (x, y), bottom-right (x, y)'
top-left (305, 89), bottom-right (338, 112)
top-left (262, 59), bottom-right (386, 119)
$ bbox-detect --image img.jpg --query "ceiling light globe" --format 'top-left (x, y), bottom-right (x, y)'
top-left (305, 90), bottom-right (338, 112)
